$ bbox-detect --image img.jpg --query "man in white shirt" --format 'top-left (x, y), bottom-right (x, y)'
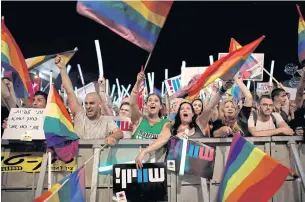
top-left (248, 95), bottom-right (294, 137)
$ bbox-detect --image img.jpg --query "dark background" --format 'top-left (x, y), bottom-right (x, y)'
top-left (2, 1), bottom-right (305, 90)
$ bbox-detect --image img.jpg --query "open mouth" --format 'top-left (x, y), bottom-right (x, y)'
top-left (87, 109), bottom-right (93, 114)
top-left (183, 113), bottom-right (188, 118)
top-left (150, 106), bottom-right (156, 110)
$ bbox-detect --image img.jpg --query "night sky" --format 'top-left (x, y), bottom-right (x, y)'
top-left (2, 1), bottom-right (305, 90)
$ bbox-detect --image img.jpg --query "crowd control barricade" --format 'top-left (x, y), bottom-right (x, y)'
top-left (1, 136), bottom-right (304, 202)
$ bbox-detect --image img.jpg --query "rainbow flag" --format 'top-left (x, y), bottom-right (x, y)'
top-left (297, 5), bottom-right (305, 64)
top-left (226, 84), bottom-right (240, 102)
top-left (33, 167), bottom-right (85, 202)
top-left (26, 49), bottom-right (77, 82)
top-left (44, 84), bottom-right (80, 162)
top-left (217, 134), bottom-right (296, 202)
top-left (76, 1), bottom-right (173, 52)
top-left (1, 18), bottom-right (34, 98)
top-left (228, 38), bottom-right (261, 80)
top-left (172, 36), bottom-right (265, 101)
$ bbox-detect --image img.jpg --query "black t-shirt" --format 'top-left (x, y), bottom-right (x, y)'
top-left (289, 107), bottom-right (305, 131)
top-left (1, 106), bottom-right (10, 137)
top-left (211, 106), bottom-right (252, 137)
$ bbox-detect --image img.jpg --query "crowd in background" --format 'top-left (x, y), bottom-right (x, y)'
top-left (1, 55), bottom-right (305, 168)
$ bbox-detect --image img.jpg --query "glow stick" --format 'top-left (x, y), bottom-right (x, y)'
top-left (106, 79), bottom-right (109, 95)
top-left (209, 55), bottom-right (214, 65)
top-left (165, 69), bottom-right (168, 80)
top-left (110, 84), bottom-right (116, 98)
top-left (94, 40), bottom-right (104, 78)
top-left (77, 64), bottom-right (85, 86)
top-left (67, 65), bottom-right (71, 74)
top-left (269, 60), bottom-right (275, 86)
top-left (246, 80), bottom-right (251, 89)
top-left (116, 78), bottom-right (121, 99)
top-left (161, 81), bottom-right (165, 97)
top-left (181, 61), bottom-right (186, 86)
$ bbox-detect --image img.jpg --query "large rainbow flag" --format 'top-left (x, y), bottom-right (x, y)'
top-left (44, 84), bottom-right (80, 162)
top-left (217, 134), bottom-right (296, 202)
top-left (1, 18), bottom-right (34, 98)
top-left (171, 36), bottom-right (265, 101)
top-left (76, 1), bottom-right (173, 52)
top-left (33, 167), bottom-right (85, 202)
top-left (297, 5), bottom-right (305, 64)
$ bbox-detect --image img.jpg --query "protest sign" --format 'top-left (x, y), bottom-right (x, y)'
top-left (1, 152), bottom-right (76, 172)
top-left (166, 137), bottom-right (215, 179)
top-left (181, 66), bottom-right (208, 87)
top-left (164, 75), bottom-right (181, 96)
top-left (2, 108), bottom-right (45, 140)
top-left (113, 163), bottom-right (168, 202)
top-left (256, 82), bottom-right (273, 96)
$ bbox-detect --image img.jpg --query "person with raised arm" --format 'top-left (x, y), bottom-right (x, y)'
top-left (130, 71), bottom-right (171, 140)
top-left (212, 77), bottom-right (253, 137)
top-left (135, 80), bottom-right (234, 169)
top-left (54, 55), bottom-right (123, 144)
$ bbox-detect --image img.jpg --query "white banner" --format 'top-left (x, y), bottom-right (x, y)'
top-left (256, 82), bottom-right (273, 96)
top-left (2, 108), bottom-right (45, 140)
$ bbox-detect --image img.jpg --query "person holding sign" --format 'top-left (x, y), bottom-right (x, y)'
top-left (135, 80), bottom-right (234, 169)
top-left (54, 55), bottom-right (123, 145)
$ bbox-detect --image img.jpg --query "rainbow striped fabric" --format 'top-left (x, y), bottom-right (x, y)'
top-left (226, 84), bottom-right (240, 102)
top-left (172, 36), bottom-right (264, 101)
top-left (229, 38), bottom-right (260, 79)
top-left (44, 84), bottom-right (79, 162)
top-left (1, 18), bottom-right (34, 98)
top-left (26, 49), bottom-right (77, 81)
top-left (33, 167), bottom-right (85, 202)
top-left (76, 1), bottom-right (173, 52)
top-left (217, 134), bottom-right (295, 202)
top-left (297, 5), bottom-right (305, 64)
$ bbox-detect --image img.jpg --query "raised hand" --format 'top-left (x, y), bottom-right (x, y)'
top-left (54, 55), bottom-right (66, 70)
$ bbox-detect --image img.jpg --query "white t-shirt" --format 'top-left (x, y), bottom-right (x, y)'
top-left (248, 112), bottom-right (284, 131)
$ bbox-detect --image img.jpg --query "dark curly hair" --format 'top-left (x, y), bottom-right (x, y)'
top-left (172, 102), bottom-right (198, 136)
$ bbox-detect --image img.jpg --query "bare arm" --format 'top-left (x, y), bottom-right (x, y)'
top-left (55, 55), bottom-right (82, 115)
top-left (1, 80), bottom-right (17, 109)
top-left (130, 72), bottom-right (145, 124)
top-left (295, 67), bottom-right (305, 108)
top-left (142, 122), bottom-right (171, 153)
top-left (248, 127), bottom-right (284, 137)
top-left (234, 77), bottom-right (252, 107)
top-left (197, 80), bottom-right (234, 128)
top-left (110, 127), bottom-right (124, 141)
top-left (98, 78), bottom-right (113, 116)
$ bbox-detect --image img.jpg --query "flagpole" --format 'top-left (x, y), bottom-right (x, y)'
top-left (48, 71), bottom-right (53, 190)
top-left (44, 178), bottom-right (69, 201)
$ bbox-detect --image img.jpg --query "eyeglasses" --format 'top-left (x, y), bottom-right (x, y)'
top-left (261, 104), bottom-right (274, 108)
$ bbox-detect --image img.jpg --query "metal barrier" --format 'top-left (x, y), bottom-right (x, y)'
top-left (1, 136), bottom-right (304, 202)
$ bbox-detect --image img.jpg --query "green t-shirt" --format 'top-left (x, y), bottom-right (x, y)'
top-left (132, 116), bottom-right (169, 139)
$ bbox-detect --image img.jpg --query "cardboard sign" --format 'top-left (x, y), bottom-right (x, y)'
top-left (164, 75), bottom-right (181, 96)
top-left (113, 163), bottom-right (168, 202)
top-left (166, 137), bottom-right (215, 179)
top-left (181, 66), bottom-right (208, 87)
top-left (218, 53), bottom-right (264, 81)
top-left (2, 108), bottom-right (45, 140)
top-left (256, 82), bottom-right (273, 96)
top-left (1, 152), bottom-right (76, 172)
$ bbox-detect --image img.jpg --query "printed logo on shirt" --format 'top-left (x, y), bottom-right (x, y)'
top-left (135, 130), bottom-right (159, 139)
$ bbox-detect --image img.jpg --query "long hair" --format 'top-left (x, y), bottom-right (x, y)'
top-left (218, 100), bottom-right (243, 135)
top-left (145, 93), bottom-right (162, 118)
top-left (191, 98), bottom-right (204, 115)
top-left (172, 102), bottom-right (198, 136)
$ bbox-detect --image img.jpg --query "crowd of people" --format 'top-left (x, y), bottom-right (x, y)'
top-left (1, 55), bottom-right (305, 169)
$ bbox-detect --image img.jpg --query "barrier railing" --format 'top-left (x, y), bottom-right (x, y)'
top-left (1, 136), bottom-right (304, 202)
